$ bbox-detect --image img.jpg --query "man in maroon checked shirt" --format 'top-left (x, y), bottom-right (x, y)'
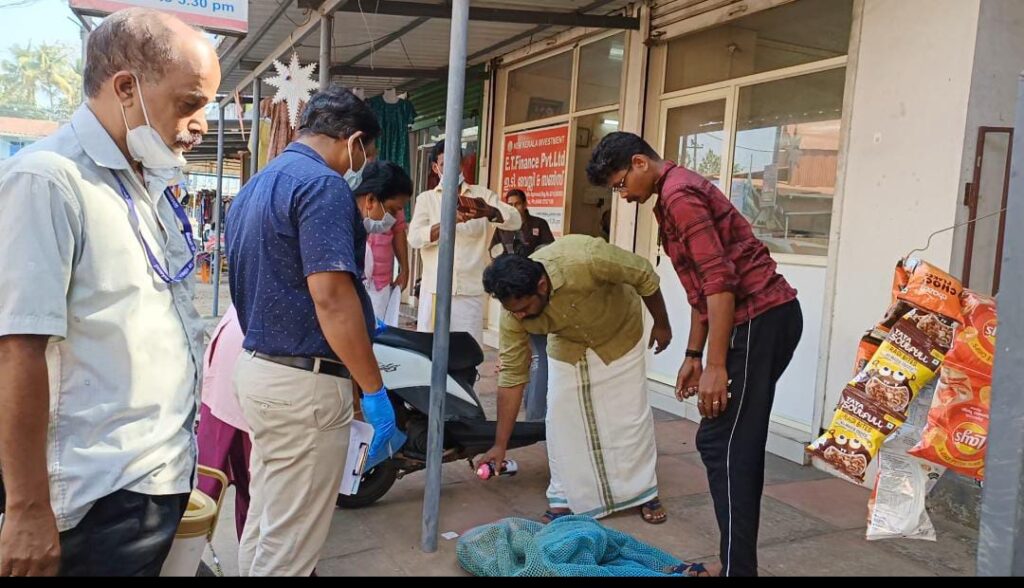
top-left (587, 132), bottom-right (803, 577)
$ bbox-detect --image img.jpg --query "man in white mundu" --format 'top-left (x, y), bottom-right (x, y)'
top-left (408, 140), bottom-right (520, 344)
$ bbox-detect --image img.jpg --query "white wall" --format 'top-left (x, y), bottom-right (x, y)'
top-left (823, 0), bottom-right (982, 412)
top-left (948, 0), bottom-right (1024, 292)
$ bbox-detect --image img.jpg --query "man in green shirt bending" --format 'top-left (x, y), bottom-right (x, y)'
top-left (477, 234), bottom-right (673, 524)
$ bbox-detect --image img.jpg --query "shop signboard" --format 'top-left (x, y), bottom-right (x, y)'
top-left (501, 124), bottom-right (570, 236)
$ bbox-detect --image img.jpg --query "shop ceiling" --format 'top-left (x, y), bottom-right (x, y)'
top-left (218, 0), bottom-right (637, 103)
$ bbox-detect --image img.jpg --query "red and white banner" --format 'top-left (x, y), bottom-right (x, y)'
top-left (501, 124), bottom-right (569, 236)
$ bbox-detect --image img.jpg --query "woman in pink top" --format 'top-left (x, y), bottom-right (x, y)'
top-left (196, 305), bottom-right (251, 539)
top-left (355, 161), bottom-right (414, 324)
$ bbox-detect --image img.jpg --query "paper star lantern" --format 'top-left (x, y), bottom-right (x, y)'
top-left (263, 52), bottom-right (319, 129)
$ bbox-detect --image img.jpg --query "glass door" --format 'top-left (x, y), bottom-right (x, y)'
top-left (645, 91), bottom-right (735, 388)
top-left (652, 90), bottom-right (735, 261)
top-left (659, 90), bottom-right (734, 190)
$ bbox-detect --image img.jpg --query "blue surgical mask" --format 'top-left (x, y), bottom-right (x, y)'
top-left (344, 136), bottom-right (366, 191)
top-left (363, 211), bottom-right (397, 234)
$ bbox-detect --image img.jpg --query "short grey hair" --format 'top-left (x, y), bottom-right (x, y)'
top-left (83, 7), bottom-right (199, 99)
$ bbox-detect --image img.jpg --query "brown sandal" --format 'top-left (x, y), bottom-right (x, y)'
top-left (640, 498), bottom-right (668, 524)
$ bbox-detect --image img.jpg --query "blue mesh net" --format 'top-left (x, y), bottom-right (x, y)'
top-left (456, 516), bottom-right (703, 577)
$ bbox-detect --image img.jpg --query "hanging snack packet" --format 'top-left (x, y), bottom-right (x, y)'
top-left (910, 292), bottom-right (996, 480)
top-left (866, 383), bottom-right (945, 541)
top-left (851, 307), bottom-right (951, 419)
top-left (810, 259), bottom-right (962, 482)
top-left (808, 387), bottom-right (902, 482)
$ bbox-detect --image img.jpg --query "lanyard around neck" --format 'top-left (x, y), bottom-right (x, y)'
top-left (111, 171), bottom-right (197, 284)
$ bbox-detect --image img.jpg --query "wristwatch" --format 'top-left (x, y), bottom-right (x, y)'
top-left (685, 349), bottom-right (703, 359)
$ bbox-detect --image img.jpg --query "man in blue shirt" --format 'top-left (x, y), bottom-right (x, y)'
top-left (226, 86), bottom-right (399, 576)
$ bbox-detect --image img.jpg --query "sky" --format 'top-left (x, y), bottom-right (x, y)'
top-left (0, 0), bottom-right (235, 116)
top-left (1, 0), bottom-right (83, 53)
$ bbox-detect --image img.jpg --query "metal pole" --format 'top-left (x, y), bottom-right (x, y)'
top-left (80, 29), bottom-right (89, 80)
top-left (421, 0), bottom-right (469, 554)
top-left (977, 72), bottom-right (1024, 576)
top-left (251, 79), bottom-right (262, 175)
top-left (212, 104), bottom-right (225, 318)
top-left (319, 14), bottom-right (334, 91)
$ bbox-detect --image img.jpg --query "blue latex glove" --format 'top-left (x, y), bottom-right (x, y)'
top-left (373, 318), bottom-right (388, 337)
top-left (362, 386), bottom-right (405, 468)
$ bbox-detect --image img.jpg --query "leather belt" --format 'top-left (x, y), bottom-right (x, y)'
top-left (250, 352), bottom-right (351, 379)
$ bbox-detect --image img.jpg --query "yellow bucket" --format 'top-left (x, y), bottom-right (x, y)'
top-left (160, 466), bottom-right (229, 576)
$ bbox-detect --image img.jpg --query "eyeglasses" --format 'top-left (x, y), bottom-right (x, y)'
top-left (613, 168), bottom-right (630, 193)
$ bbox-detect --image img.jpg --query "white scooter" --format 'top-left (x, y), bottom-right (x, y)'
top-left (336, 326), bottom-right (546, 509)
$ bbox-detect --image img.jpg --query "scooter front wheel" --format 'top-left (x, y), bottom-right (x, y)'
top-left (336, 459), bottom-right (399, 509)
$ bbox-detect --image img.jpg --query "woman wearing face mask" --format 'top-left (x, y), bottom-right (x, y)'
top-left (353, 161), bottom-right (414, 326)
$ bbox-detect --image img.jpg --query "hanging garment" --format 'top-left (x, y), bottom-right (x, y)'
top-left (265, 97), bottom-right (303, 161)
top-left (367, 95), bottom-right (417, 174)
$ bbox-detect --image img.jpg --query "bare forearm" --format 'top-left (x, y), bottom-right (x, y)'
top-left (642, 289), bottom-right (670, 326)
top-left (0, 336), bottom-right (52, 511)
top-left (394, 231), bottom-right (410, 273)
top-left (494, 384), bottom-right (525, 449)
top-left (705, 293), bottom-right (736, 367)
top-left (688, 308), bottom-right (709, 352)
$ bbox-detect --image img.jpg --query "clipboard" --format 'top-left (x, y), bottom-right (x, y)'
top-left (339, 420), bottom-right (374, 496)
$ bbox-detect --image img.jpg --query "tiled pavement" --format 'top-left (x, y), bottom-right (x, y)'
top-left (202, 344), bottom-right (979, 577)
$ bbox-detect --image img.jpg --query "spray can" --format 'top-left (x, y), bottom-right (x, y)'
top-left (476, 459), bottom-right (519, 480)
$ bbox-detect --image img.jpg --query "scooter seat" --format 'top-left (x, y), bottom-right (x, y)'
top-left (374, 327), bottom-right (485, 372)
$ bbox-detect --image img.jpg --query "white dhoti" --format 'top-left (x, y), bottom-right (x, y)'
top-left (545, 338), bottom-right (659, 518)
top-left (366, 281), bottom-right (392, 318)
top-left (416, 293), bottom-right (485, 346)
top-left (363, 243), bottom-right (402, 327)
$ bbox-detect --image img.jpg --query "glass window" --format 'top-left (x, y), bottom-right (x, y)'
top-left (663, 99), bottom-right (728, 189)
top-left (730, 68), bottom-right (846, 256)
top-left (664, 0), bottom-right (852, 93)
top-left (576, 34), bottom-right (625, 111)
top-left (568, 112), bottom-right (620, 238)
top-left (506, 51), bottom-right (573, 125)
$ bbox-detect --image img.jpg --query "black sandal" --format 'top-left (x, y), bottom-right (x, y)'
top-left (541, 509), bottom-right (573, 523)
top-left (666, 562), bottom-right (710, 577)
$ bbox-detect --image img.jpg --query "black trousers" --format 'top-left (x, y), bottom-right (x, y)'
top-left (696, 299), bottom-right (803, 577)
top-left (58, 489), bottom-right (189, 576)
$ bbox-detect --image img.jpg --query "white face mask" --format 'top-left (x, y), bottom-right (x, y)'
top-left (144, 167), bottom-right (186, 193)
top-left (437, 172), bottom-right (466, 186)
top-left (119, 75), bottom-right (188, 174)
top-left (364, 211), bottom-right (397, 234)
top-left (344, 136), bottom-right (366, 191)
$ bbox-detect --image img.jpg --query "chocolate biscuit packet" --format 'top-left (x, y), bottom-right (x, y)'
top-left (809, 387), bottom-right (903, 482)
top-left (810, 259), bottom-right (962, 481)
